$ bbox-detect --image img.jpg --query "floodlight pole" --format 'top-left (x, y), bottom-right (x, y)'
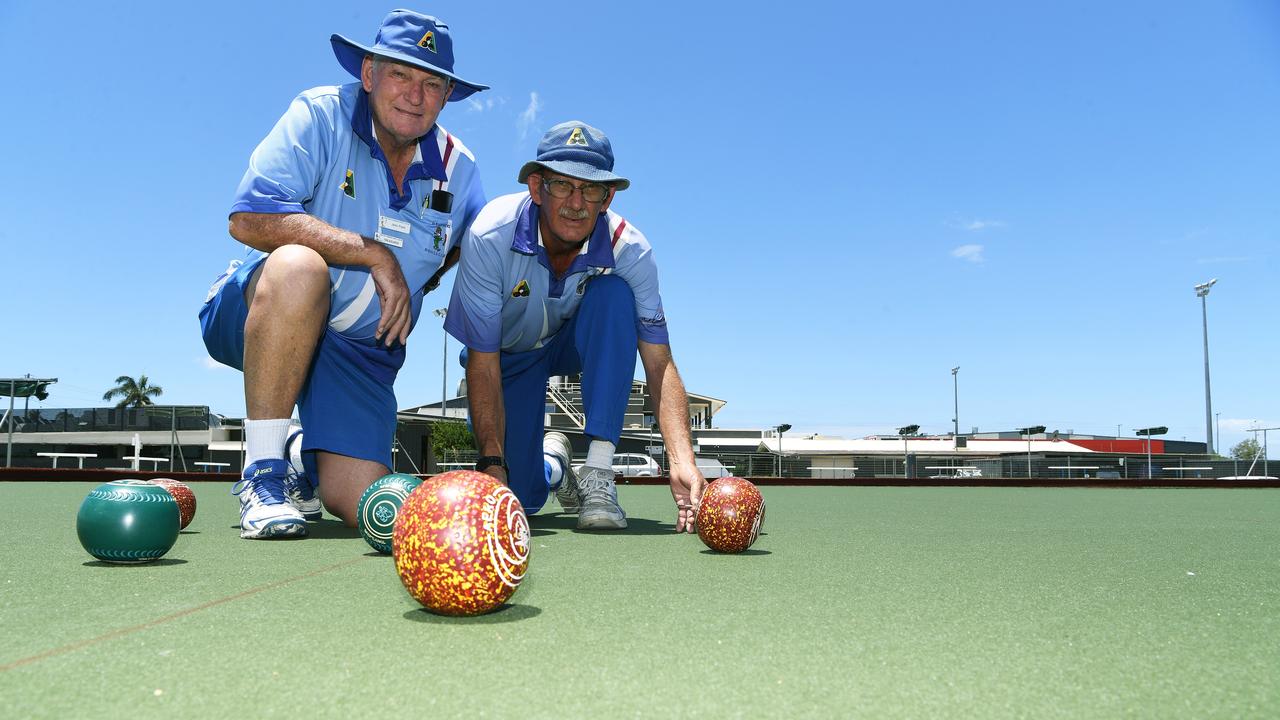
top-left (951, 367), bottom-right (960, 443)
top-left (897, 424), bottom-right (918, 478)
top-left (1018, 426), bottom-right (1045, 479)
top-left (433, 308), bottom-right (448, 417)
top-left (1195, 280), bottom-right (1216, 457)
top-left (774, 424), bottom-right (791, 477)
top-left (5, 380), bottom-right (13, 468)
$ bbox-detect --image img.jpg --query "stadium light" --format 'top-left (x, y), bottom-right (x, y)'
top-left (432, 308), bottom-right (448, 417)
top-left (1135, 426), bottom-right (1168, 479)
top-left (1019, 425), bottom-right (1046, 478)
top-left (774, 424), bottom-right (791, 477)
top-left (1195, 279), bottom-right (1217, 457)
top-left (898, 424), bottom-right (919, 478)
top-left (951, 367), bottom-right (960, 443)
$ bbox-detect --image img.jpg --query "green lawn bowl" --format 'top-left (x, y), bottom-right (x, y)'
top-left (76, 480), bottom-right (181, 564)
top-left (357, 473), bottom-right (423, 554)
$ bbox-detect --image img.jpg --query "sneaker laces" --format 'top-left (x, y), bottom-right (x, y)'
top-left (233, 463), bottom-right (289, 506)
top-left (578, 468), bottom-right (615, 502)
top-left (233, 479), bottom-right (287, 506)
top-left (284, 466), bottom-right (316, 499)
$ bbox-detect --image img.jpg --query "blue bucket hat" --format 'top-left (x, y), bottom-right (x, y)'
top-left (517, 121), bottom-right (630, 190)
top-left (331, 10), bottom-right (488, 102)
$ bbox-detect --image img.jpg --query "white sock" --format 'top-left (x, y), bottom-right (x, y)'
top-left (544, 457), bottom-right (564, 489)
top-left (245, 418), bottom-right (292, 466)
top-left (585, 439), bottom-right (615, 470)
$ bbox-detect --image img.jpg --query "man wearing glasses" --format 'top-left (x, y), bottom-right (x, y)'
top-left (444, 121), bottom-right (705, 533)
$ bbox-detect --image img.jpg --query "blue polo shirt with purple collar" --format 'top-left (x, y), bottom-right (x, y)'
top-left (228, 81), bottom-right (485, 345)
top-left (444, 192), bottom-right (669, 353)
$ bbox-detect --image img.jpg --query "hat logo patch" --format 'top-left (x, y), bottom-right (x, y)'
top-left (511, 279), bottom-right (531, 298)
top-left (566, 128), bottom-right (589, 146)
top-left (341, 169), bottom-right (356, 198)
top-left (417, 31), bottom-right (437, 52)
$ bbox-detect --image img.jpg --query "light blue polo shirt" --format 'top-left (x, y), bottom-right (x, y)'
top-left (444, 192), bottom-right (669, 353)
top-left (229, 82), bottom-right (485, 344)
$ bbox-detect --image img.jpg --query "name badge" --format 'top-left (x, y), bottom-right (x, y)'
top-left (379, 216), bottom-right (411, 234)
top-left (373, 232), bottom-right (404, 248)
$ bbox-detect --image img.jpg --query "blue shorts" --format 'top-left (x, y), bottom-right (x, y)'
top-left (462, 274), bottom-right (639, 513)
top-left (198, 255), bottom-right (404, 469)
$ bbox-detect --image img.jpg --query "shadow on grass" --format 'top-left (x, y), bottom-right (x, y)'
top-left (301, 520), bottom-right (361, 540)
top-left (528, 513), bottom-right (677, 536)
top-left (179, 530), bottom-right (200, 535)
top-left (83, 558), bottom-right (189, 567)
top-left (698, 548), bottom-right (772, 556)
top-left (402, 603), bottom-right (542, 624)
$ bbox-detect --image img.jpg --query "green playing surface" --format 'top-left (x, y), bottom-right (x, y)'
top-left (2, 482), bottom-right (1278, 718)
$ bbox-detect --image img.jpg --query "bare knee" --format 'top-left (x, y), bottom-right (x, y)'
top-left (249, 245), bottom-right (330, 309)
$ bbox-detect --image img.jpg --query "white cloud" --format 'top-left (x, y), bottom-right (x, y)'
top-left (202, 355), bottom-right (227, 370)
top-left (951, 244), bottom-right (985, 263)
top-left (1220, 418), bottom-right (1276, 433)
top-left (962, 219), bottom-right (1005, 231)
top-left (517, 92), bottom-right (541, 141)
top-left (465, 96), bottom-right (504, 113)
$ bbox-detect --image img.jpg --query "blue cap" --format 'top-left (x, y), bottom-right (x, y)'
top-left (331, 10), bottom-right (488, 102)
top-left (517, 121), bottom-right (630, 190)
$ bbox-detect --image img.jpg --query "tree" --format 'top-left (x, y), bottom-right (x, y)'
top-left (1230, 438), bottom-right (1262, 461)
top-left (102, 375), bottom-right (164, 408)
top-left (431, 422), bottom-right (474, 456)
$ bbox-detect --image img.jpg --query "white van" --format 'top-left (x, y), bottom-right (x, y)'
top-left (695, 457), bottom-right (733, 478)
top-left (611, 453), bottom-right (661, 477)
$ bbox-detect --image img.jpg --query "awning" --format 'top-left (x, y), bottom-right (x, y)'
top-left (1, 378), bottom-right (57, 399)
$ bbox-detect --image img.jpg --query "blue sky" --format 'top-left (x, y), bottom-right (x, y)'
top-left (2, 1), bottom-right (1277, 454)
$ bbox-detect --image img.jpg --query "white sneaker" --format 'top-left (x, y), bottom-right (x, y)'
top-left (576, 466), bottom-right (627, 530)
top-left (283, 430), bottom-right (322, 520)
top-left (544, 432), bottom-right (580, 513)
top-left (233, 459), bottom-right (308, 539)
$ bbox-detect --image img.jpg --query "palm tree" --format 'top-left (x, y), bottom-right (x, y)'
top-left (102, 375), bottom-right (164, 408)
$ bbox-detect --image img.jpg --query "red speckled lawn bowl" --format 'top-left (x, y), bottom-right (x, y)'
top-left (696, 477), bottom-right (766, 554)
top-left (392, 470), bottom-right (530, 616)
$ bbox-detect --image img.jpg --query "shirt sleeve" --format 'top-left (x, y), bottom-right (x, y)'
top-left (613, 238), bottom-right (670, 345)
top-left (444, 227), bottom-right (505, 352)
top-left (444, 171), bottom-right (486, 257)
top-left (229, 92), bottom-right (335, 216)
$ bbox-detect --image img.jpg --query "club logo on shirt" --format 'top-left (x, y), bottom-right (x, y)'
top-left (511, 279), bottom-right (531, 298)
top-left (417, 31), bottom-right (437, 52)
top-left (566, 127), bottom-right (589, 146)
top-left (341, 169), bottom-right (356, 199)
top-left (433, 225), bottom-right (446, 251)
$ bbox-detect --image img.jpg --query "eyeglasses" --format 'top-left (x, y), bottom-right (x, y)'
top-left (540, 177), bottom-right (610, 203)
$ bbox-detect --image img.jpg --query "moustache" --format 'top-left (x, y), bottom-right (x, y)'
top-left (558, 208), bottom-right (591, 221)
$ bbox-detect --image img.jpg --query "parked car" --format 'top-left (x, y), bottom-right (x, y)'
top-left (611, 453), bottom-right (661, 477)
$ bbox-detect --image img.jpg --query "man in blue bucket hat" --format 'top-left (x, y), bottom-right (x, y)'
top-left (199, 10), bottom-right (488, 538)
top-left (445, 122), bottom-right (706, 532)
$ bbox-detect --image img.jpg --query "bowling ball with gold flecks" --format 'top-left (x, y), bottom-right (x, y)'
top-left (150, 478), bottom-right (197, 529)
top-left (696, 477), bottom-right (765, 553)
top-left (392, 470), bottom-right (530, 615)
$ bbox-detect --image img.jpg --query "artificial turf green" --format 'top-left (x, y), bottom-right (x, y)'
top-left (1, 482), bottom-right (1277, 718)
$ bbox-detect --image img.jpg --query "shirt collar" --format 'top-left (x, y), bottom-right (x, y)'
top-left (351, 88), bottom-right (447, 182)
top-left (511, 195), bottom-right (616, 269)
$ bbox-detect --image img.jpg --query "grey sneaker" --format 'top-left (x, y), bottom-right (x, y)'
top-left (576, 466), bottom-right (627, 530)
top-left (543, 432), bottom-right (580, 513)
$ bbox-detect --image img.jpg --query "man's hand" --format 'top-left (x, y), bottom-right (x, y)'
top-left (482, 466), bottom-right (508, 486)
top-left (669, 464), bottom-right (706, 533)
top-left (368, 244), bottom-right (412, 347)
